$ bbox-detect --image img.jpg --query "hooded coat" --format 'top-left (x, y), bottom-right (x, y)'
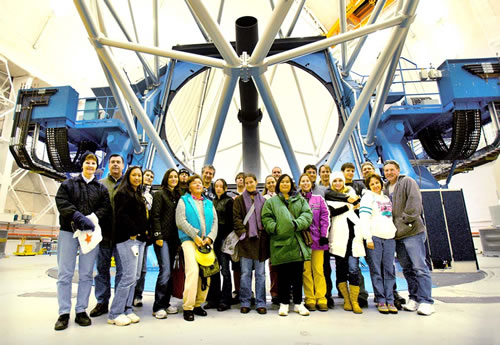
top-left (261, 192), bottom-right (313, 266)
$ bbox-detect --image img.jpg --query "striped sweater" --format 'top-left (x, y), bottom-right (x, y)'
top-left (358, 190), bottom-right (397, 241)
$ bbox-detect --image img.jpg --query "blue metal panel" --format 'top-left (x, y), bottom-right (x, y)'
top-left (437, 58), bottom-right (500, 109)
top-left (31, 86), bottom-right (79, 127)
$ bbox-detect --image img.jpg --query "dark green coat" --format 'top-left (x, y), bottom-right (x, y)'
top-left (261, 193), bottom-right (313, 266)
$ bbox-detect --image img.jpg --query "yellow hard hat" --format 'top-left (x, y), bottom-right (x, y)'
top-left (195, 244), bottom-right (216, 266)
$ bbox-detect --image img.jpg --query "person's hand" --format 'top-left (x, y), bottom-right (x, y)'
top-left (73, 211), bottom-right (95, 231)
top-left (202, 237), bottom-right (213, 246)
top-left (156, 239), bottom-right (163, 247)
top-left (366, 241), bottom-right (375, 250)
top-left (347, 195), bottom-right (359, 204)
top-left (194, 236), bottom-right (203, 247)
top-left (319, 237), bottom-right (329, 246)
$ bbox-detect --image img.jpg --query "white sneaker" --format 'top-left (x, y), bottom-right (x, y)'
top-left (166, 306), bottom-right (179, 314)
top-left (403, 299), bottom-right (419, 312)
top-left (153, 309), bottom-right (167, 319)
top-left (294, 303), bottom-right (310, 316)
top-left (417, 303), bottom-right (435, 316)
top-left (126, 312), bottom-right (140, 323)
top-left (107, 314), bottom-right (131, 326)
top-left (278, 303), bottom-right (289, 316)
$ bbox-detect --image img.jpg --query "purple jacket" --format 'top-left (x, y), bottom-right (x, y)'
top-left (303, 192), bottom-right (330, 250)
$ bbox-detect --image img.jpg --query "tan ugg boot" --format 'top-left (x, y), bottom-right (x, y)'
top-left (349, 285), bottom-right (363, 314)
top-left (338, 282), bottom-right (352, 311)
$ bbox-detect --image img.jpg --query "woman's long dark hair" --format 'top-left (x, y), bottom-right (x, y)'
top-left (115, 166), bottom-right (145, 204)
top-left (160, 168), bottom-right (180, 198)
top-left (276, 174), bottom-right (296, 194)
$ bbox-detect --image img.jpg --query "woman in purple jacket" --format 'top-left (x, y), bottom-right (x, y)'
top-left (298, 174), bottom-right (330, 312)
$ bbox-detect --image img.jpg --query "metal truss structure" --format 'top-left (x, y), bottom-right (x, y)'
top-left (72, 0), bottom-right (419, 180)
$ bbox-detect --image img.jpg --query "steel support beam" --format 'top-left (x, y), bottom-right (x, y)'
top-left (249, 0), bottom-right (293, 65)
top-left (286, 0), bottom-right (306, 38)
top-left (266, 14), bottom-right (406, 66)
top-left (365, 36), bottom-right (407, 146)
top-left (203, 72), bottom-right (239, 165)
top-left (96, 37), bottom-right (226, 69)
top-left (326, 0), bottom-right (419, 166)
top-left (102, 0), bottom-right (158, 84)
top-left (253, 73), bottom-right (300, 181)
top-left (343, 0), bottom-right (387, 76)
top-left (339, 0), bottom-right (347, 71)
top-left (74, 0), bottom-right (176, 169)
top-left (186, 0), bottom-right (240, 66)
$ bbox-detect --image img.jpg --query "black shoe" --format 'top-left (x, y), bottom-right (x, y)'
top-left (394, 291), bottom-right (406, 310)
top-left (358, 298), bottom-right (368, 308)
top-left (183, 310), bottom-right (194, 321)
top-left (327, 297), bottom-right (335, 309)
top-left (54, 314), bottom-right (69, 331)
top-left (75, 312), bottom-right (92, 326)
top-left (394, 298), bottom-right (403, 311)
top-left (271, 296), bottom-right (280, 305)
top-left (240, 307), bottom-right (251, 314)
top-left (204, 301), bottom-right (218, 309)
top-left (256, 307), bottom-right (267, 315)
top-left (89, 303), bottom-right (108, 317)
top-left (217, 304), bottom-right (230, 311)
top-left (193, 306), bottom-right (207, 316)
top-left (231, 295), bottom-right (240, 305)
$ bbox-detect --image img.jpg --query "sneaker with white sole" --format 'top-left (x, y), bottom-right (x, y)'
top-left (417, 303), bottom-right (435, 316)
top-left (403, 299), bottom-right (419, 312)
top-left (278, 303), bottom-right (289, 316)
top-left (126, 312), bottom-right (140, 323)
top-left (293, 303), bottom-right (310, 316)
top-left (153, 309), bottom-right (167, 319)
top-left (166, 306), bottom-right (178, 314)
top-left (107, 314), bottom-right (131, 326)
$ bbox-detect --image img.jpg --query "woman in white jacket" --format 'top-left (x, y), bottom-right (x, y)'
top-left (326, 172), bottom-right (364, 314)
top-left (359, 173), bottom-right (398, 314)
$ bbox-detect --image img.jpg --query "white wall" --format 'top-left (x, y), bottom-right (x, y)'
top-left (448, 161), bottom-right (500, 231)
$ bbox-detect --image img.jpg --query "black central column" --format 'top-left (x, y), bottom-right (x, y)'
top-left (235, 16), bottom-right (262, 179)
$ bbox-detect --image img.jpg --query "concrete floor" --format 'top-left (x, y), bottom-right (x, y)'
top-left (1, 254), bottom-right (500, 345)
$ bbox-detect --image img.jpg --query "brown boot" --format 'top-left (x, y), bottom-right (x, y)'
top-left (349, 285), bottom-right (363, 314)
top-left (338, 282), bottom-right (352, 311)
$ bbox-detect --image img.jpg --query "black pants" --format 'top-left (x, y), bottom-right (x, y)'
top-left (276, 261), bottom-right (304, 305)
top-left (323, 251), bottom-right (333, 298)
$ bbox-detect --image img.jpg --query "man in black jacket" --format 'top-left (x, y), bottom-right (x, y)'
top-left (90, 154), bottom-right (124, 318)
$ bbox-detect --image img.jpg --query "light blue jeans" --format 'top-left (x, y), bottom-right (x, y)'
top-left (367, 236), bottom-right (396, 304)
top-left (57, 230), bottom-right (99, 315)
top-left (239, 257), bottom-right (266, 309)
top-left (396, 231), bottom-right (433, 304)
top-left (109, 239), bottom-right (145, 319)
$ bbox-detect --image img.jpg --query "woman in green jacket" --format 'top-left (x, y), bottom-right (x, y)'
top-left (261, 174), bottom-right (313, 317)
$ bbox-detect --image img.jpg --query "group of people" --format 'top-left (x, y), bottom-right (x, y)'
top-left (54, 152), bottom-right (434, 330)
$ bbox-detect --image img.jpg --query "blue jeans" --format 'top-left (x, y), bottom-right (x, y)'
top-left (57, 230), bottom-right (99, 315)
top-left (367, 237), bottom-right (396, 304)
top-left (239, 257), bottom-right (266, 308)
top-left (134, 244), bottom-right (150, 299)
top-left (94, 245), bottom-right (122, 305)
top-left (109, 239), bottom-right (144, 319)
top-left (396, 232), bottom-right (433, 304)
top-left (153, 242), bottom-right (171, 312)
